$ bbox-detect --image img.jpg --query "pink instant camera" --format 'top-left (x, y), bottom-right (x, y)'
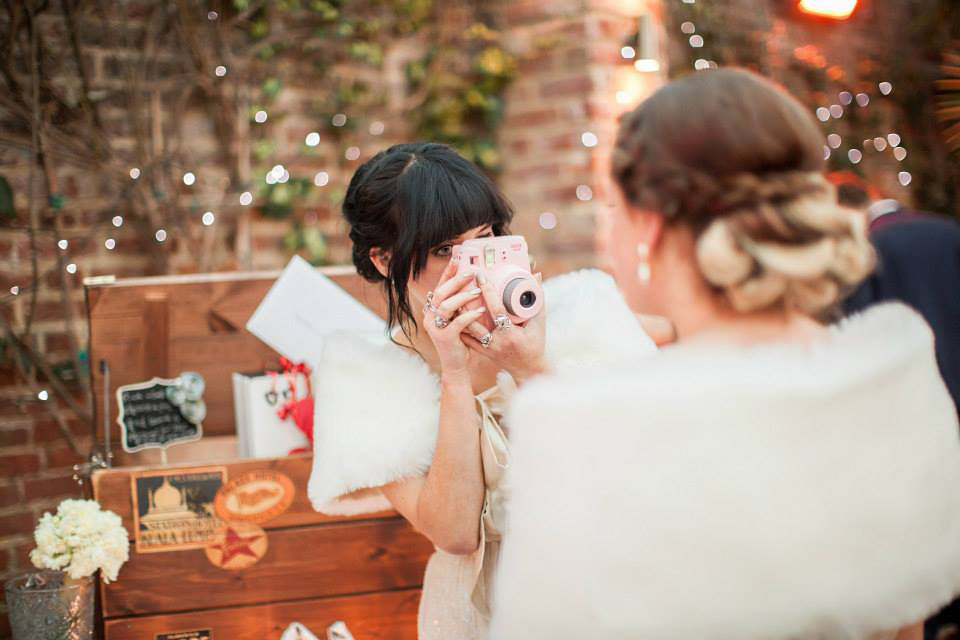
top-left (451, 235), bottom-right (544, 324)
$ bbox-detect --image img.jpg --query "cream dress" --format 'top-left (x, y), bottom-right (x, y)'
top-left (307, 270), bottom-right (657, 639)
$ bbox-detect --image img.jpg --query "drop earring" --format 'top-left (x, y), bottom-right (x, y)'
top-left (636, 242), bottom-right (652, 285)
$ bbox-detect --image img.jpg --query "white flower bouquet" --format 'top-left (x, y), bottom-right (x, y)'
top-left (29, 499), bottom-right (129, 583)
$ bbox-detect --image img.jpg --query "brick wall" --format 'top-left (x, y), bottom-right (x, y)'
top-left (499, 0), bottom-right (665, 274)
top-left (0, 1), bottom-right (661, 635)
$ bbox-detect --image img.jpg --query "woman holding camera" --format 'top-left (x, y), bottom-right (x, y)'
top-left (491, 69), bottom-right (960, 639)
top-left (308, 143), bottom-right (655, 639)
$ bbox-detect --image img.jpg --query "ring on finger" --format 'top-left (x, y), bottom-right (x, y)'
top-left (493, 313), bottom-right (513, 331)
top-left (434, 315), bottom-right (450, 329)
top-left (479, 332), bottom-right (493, 348)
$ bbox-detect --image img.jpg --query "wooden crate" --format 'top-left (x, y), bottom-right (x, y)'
top-left (86, 269), bottom-right (431, 639)
top-left (92, 457), bottom-right (432, 639)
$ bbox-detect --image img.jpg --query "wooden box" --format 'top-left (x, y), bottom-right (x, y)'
top-left (86, 269), bottom-right (432, 639)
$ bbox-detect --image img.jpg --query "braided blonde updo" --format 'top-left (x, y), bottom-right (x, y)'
top-left (612, 69), bottom-right (873, 314)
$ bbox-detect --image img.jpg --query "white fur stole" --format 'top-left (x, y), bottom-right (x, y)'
top-left (307, 269), bottom-right (655, 515)
top-left (490, 303), bottom-right (960, 639)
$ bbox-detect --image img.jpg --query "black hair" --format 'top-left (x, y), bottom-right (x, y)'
top-left (342, 142), bottom-right (514, 338)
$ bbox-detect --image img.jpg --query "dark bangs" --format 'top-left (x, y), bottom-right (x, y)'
top-left (392, 146), bottom-right (513, 282)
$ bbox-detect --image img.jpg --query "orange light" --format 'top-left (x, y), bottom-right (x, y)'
top-left (798, 0), bottom-right (858, 19)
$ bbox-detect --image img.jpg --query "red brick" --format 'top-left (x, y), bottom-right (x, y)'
top-left (0, 512), bottom-right (33, 539)
top-left (43, 445), bottom-right (85, 471)
top-left (512, 163), bottom-right (564, 181)
top-left (14, 541), bottom-right (33, 571)
top-left (22, 474), bottom-right (80, 502)
top-left (540, 75), bottom-right (593, 98)
top-left (0, 429), bottom-right (28, 448)
top-left (0, 453), bottom-right (40, 476)
top-left (0, 484), bottom-right (20, 509)
top-left (505, 108), bottom-right (557, 127)
top-left (33, 418), bottom-right (88, 444)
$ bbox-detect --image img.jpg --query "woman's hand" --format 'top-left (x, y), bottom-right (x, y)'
top-left (463, 272), bottom-right (548, 384)
top-left (423, 260), bottom-right (487, 377)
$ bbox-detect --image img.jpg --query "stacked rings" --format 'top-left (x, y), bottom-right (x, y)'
top-left (493, 314), bottom-right (513, 331)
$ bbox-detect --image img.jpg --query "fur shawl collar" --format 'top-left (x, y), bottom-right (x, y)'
top-left (308, 269), bottom-right (656, 514)
top-left (490, 303), bottom-right (960, 639)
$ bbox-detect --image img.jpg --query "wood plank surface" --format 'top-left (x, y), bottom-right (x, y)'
top-left (92, 455), bottom-right (396, 532)
top-left (101, 519), bottom-right (433, 617)
top-left (103, 588), bottom-right (421, 640)
top-left (86, 268), bottom-right (388, 455)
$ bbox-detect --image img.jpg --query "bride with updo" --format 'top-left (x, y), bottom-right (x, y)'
top-left (491, 69), bottom-right (960, 639)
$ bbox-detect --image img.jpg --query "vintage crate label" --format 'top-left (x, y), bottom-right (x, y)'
top-left (156, 630), bottom-right (212, 640)
top-left (214, 469), bottom-right (295, 524)
top-left (131, 467), bottom-right (226, 553)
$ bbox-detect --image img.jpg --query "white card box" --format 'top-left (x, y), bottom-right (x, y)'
top-left (233, 371), bottom-right (310, 459)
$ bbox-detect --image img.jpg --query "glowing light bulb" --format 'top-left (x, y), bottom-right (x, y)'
top-left (314, 171), bottom-right (330, 187)
top-left (155, 229), bottom-right (167, 242)
top-left (10, 286), bottom-right (20, 295)
top-left (183, 172), bottom-right (196, 186)
top-left (798, 0), bottom-right (858, 20)
top-left (689, 35), bottom-right (704, 48)
top-left (305, 132), bottom-right (321, 147)
top-left (816, 107), bottom-right (830, 122)
top-left (893, 147), bottom-right (907, 161)
top-left (105, 238), bottom-right (116, 250)
top-left (332, 113), bottom-right (347, 127)
top-left (57, 239), bottom-right (68, 250)
top-left (112, 215), bottom-right (123, 227)
top-left (620, 46), bottom-right (636, 60)
top-left (202, 211), bottom-right (215, 226)
top-left (681, 22), bottom-right (696, 34)
top-left (898, 171), bottom-right (912, 186)
top-left (369, 121), bottom-right (385, 135)
top-left (878, 81), bottom-right (893, 95)
top-left (887, 133), bottom-right (901, 147)
top-left (848, 149), bottom-right (862, 164)
top-left (634, 59), bottom-right (660, 72)
top-left (539, 212), bottom-right (558, 230)
top-left (345, 146), bottom-right (361, 161)
top-left (254, 110), bottom-right (268, 124)
top-left (129, 167), bottom-right (141, 180)
top-left (66, 263), bottom-right (77, 274)
top-left (38, 389), bottom-right (49, 401)
top-left (239, 191), bottom-right (253, 205)
top-left (581, 132), bottom-right (598, 147)
top-left (855, 93), bottom-right (870, 107)
top-left (827, 133), bottom-right (842, 149)
top-left (575, 185), bottom-right (593, 201)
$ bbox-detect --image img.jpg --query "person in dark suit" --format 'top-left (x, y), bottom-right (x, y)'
top-left (838, 185), bottom-right (960, 418)
top-left (834, 177), bottom-right (960, 640)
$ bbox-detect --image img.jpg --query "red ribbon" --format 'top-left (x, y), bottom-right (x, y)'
top-left (274, 358), bottom-right (314, 455)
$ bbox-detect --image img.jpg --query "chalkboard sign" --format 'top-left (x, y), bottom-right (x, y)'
top-left (116, 376), bottom-right (204, 453)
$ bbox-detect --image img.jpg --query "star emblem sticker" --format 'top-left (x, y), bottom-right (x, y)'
top-left (205, 521), bottom-right (268, 570)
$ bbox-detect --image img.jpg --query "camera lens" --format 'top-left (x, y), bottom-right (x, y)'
top-left (519, 291), bottom-right (536, 308)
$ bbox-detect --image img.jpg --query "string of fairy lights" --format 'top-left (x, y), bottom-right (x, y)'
top-left (3, 0), bottom-right (914, 309)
